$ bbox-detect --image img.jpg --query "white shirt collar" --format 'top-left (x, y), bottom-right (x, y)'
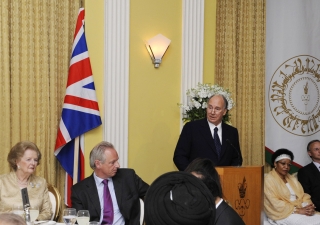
top-left (93, 172), bottom-right (111, 185)
top-left (207, 120), bottom-right (222, 130)
top-left (216, 198), bottom-right (223, 208)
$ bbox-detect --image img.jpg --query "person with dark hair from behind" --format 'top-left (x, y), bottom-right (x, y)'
top-left (144, 171), bottom-right (216, 225)
top-left (0, 213), bottom-right (26, 225)
top-left (264, 148), bottom-right (320, 225)
top-left (298, 140), bottom-right (320, 212)
top-left (185, 158), bottom-right (245, 225)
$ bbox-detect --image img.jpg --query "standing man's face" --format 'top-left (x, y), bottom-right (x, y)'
top-left (206, 95), bottom-right (227, 126)
top-left (95, 148), bottom-right (120, 179)
top-left (308, 141), bottom-right (320, 163)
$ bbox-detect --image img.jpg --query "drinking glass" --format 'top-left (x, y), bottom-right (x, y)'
top-left (76, 210), bottom-right (90, 225)
top-left (88, 222), bottom-right (100, 225)
top-left (63, 208), bottom-right (77, 225)
top-left (12, 204), bottom-right (25, 218)
top-left (29, 206), bottom-right (39, 222)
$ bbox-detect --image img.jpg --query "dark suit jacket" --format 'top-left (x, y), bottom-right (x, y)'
top-left (298, 162), bottom-right (320, 210)
top-left (173, 118), bottom-right (242, 171)
top-left (71, 168), bottom-right (149, 225)
top-left (215, 200), bottom-right (245, 225)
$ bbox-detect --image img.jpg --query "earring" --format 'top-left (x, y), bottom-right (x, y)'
top-left (17, 165), bottom-right (20, 169)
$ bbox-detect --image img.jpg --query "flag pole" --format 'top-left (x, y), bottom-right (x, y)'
top-left (73, 136), bottom-right (80, 185)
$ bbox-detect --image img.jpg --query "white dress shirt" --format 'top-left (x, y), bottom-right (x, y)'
top-left (93, 172), bottom-right (125, 225)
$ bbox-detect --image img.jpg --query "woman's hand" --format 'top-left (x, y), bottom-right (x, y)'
top-left (296, 204), bottom-right (316, 216)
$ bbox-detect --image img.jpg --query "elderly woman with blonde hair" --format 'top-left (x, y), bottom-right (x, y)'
top-left (0, 141), bottom-right (51, 221)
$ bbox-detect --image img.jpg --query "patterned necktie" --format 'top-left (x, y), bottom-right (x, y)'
top-left (102, 180), bottom-right (114, 225)
top-left (214, 127), bottom-right (222, 159)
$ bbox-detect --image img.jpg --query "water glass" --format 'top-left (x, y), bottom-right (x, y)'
top-left (12, 204), bottom-right (24, 218)
top-left (29, 206), bottom-right (39, 222)
top-left (88, 222), bottom-right (100, 225)
top-left (76, 210), bottom-right (90, 225)
top-left (63, 208), bottom-right (77, 225)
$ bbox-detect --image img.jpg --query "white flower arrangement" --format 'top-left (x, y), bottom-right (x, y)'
top-left (178, 83), bottom-right (234, 122)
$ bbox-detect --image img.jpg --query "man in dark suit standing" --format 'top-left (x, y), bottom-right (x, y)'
top-left (298, 139), bottom-right (320, 211)
top-left (173, 94), bottom-right (242, 171)
top-left (71, 141), bottom-right (149, 225)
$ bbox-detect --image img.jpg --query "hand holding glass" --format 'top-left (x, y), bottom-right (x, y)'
top-left (63, 208), bottom-right (77, 225)
top-left (77, 210), bottom-right (90, 225)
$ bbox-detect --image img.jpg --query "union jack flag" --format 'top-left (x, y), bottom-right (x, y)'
top-left (54, 8), bottom-right (102, 206)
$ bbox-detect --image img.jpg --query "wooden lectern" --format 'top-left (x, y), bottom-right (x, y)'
top-left (216, 166), bottom-right (264, 225)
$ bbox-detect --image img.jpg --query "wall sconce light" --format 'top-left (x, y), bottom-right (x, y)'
top-left (145, 34), bottom-right (171, 68)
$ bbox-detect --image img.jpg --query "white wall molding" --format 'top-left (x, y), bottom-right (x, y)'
top-left (104, 0), bottom-right (130, 167)
top-left (180, 0), bottom-right (204, 128)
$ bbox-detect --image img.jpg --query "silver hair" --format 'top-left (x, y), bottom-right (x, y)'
top-left (207, 94), bottom-right (228, 110)
top-left (89, 141), bottom-right (115, 169)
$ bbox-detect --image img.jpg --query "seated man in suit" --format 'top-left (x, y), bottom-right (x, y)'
top-left (298, 139), bottom-right (320, 211)
top-left (174, 94), bottom-right (242, 171)
top-left (71, 141), bottom-right (149, 225)
top-left (185, 158), bottom-right (245, 225)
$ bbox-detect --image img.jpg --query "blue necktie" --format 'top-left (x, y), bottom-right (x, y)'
top-left (102, 180), bottom-right (114, 225)
top-left (214, 127), bottom-right (222, 159)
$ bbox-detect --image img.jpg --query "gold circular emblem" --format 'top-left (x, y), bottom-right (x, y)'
top-left (268, 55), bottom-right (320, 136)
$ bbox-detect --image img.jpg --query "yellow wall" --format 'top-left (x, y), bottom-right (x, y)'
top-left (83, 0), bottom-right (104, 175)
top-left (204, 0), bottom-right (216, 84)
top-left (84, 0), bottom-right (216, 185)
top-left (129, 0), bottom-right (182, 184)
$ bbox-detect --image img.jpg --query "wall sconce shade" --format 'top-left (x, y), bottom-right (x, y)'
top-left (146, 34), bottom-right (171, 68)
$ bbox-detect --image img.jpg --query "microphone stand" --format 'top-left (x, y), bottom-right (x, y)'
top-left (226, 139), bottom-right (241, 167)
top-left (21, 188), bottom-right (32, 225)
top-left (24, 204), bottom-right (32, 225)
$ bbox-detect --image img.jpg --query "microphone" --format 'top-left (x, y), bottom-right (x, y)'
top-left (21, 188), bottom-right (31, 224)
top-left (21, 188), bottom-right (30, 207)
top-left (226, 139), bottom-right (241, 167)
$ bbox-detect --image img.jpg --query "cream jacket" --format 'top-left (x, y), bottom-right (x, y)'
top-left (0, 171), bottom-right (52, 221)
